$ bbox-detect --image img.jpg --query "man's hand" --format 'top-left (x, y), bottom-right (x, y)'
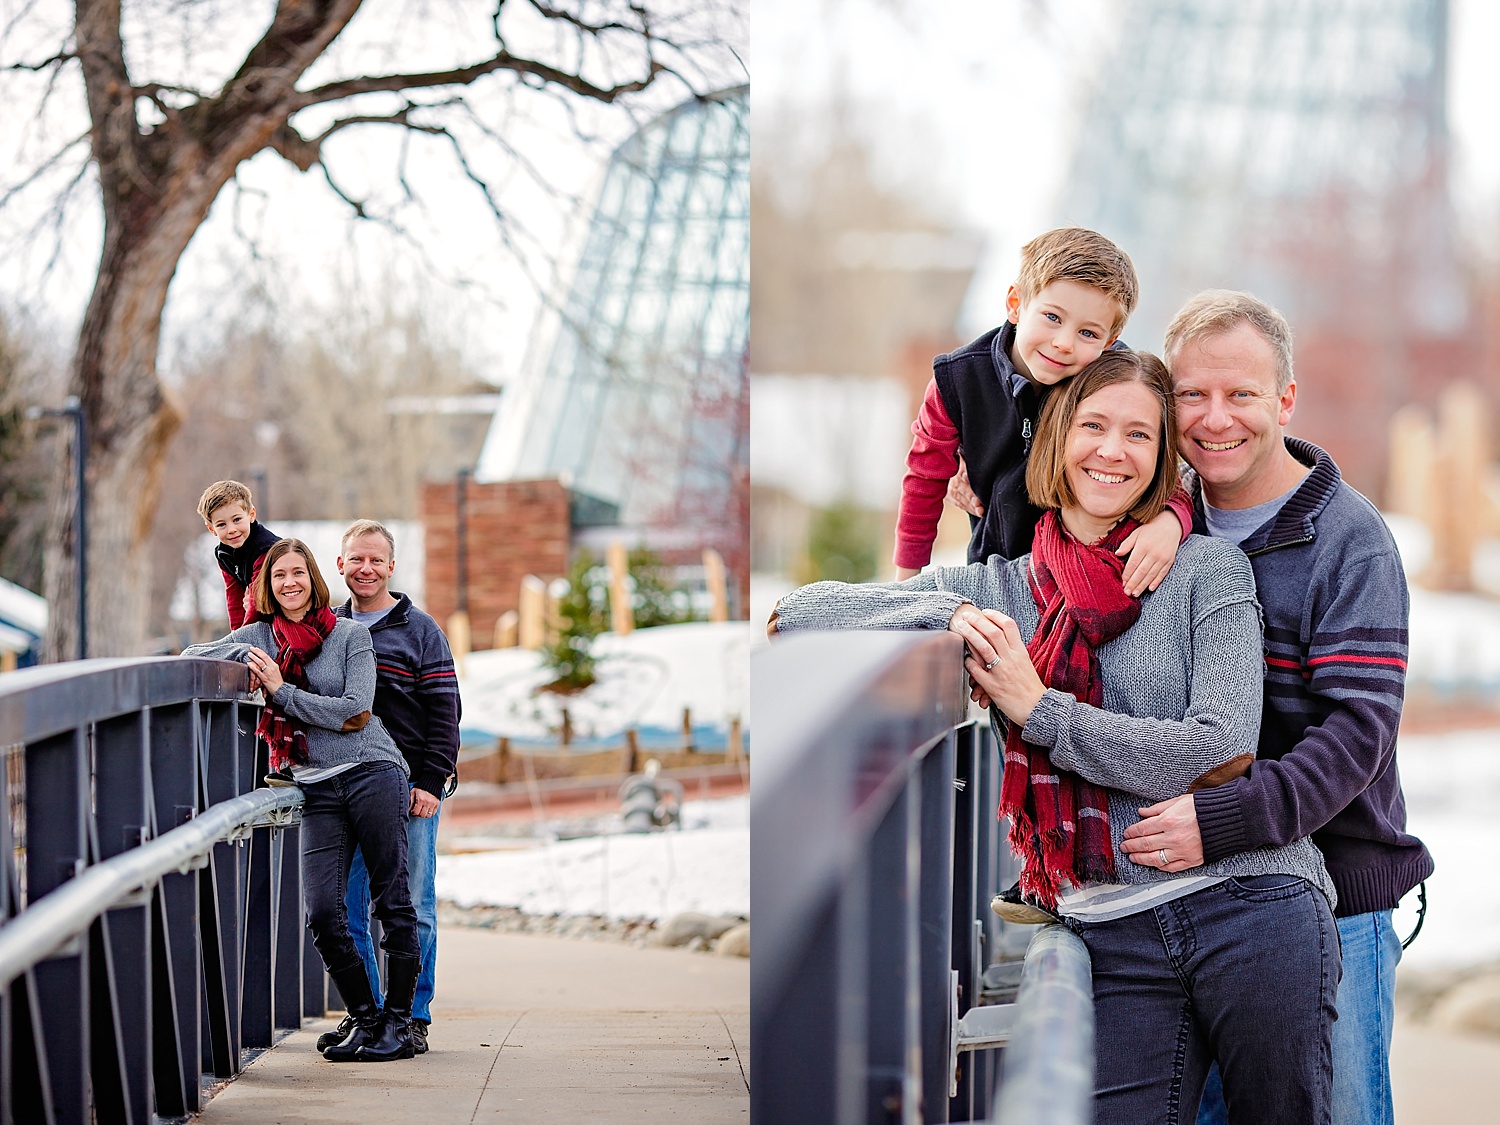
top-left (410, 788), bottom-right (440, 818)
top-left (1116, 509), bottom-right (1184, 597)
top-left (1120, 794), bottom-right (1204, 872)
top-left (947, 456), bottom-right (985, 517)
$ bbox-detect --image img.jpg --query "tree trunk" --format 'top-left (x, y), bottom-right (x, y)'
top-left (43, 182), bottom-right (229, 659)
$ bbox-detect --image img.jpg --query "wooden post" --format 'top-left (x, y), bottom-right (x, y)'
top-left (498, 736), bottom-right (511, 783)
top-left (681, 706), bottom-right (694, 752)
top-left (607, 540), bottom-right (634, 636)
top-left (493, 610), bottom-right (519, 649)
top-left (726, 715), bottom-right (743, 763)
top-left (518, 575), bottom-right (547, 650)
top-left (446, 610), bottom-right (471, 677)
top-left (704, 548), bottom-right (729, 622)
top-left (560, 707), bottom-right (573, 747)
top-left (622, 728), bottom-right (640, 775)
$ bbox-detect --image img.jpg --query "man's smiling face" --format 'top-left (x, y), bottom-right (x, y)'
top-left (1171, 322), bottom-right (1297, 509)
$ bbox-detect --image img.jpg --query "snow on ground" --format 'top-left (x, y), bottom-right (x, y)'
top-left (1392, 729), bottom-right (1500, 968)
top-left (436, 795), bottom-right (749, 922)
top-left (457, 621), bottom-right (750, 744)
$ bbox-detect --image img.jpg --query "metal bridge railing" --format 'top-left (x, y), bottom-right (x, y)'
top-left (752, 630), bottom-right (1094, 1125)
top-left (0, 657), bottom-right (328, 1125)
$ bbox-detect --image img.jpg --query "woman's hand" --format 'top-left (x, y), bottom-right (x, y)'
top-left (948, 606), bottom-right (1045, 725)
top-left (246, 646), bottom-right (284, 695)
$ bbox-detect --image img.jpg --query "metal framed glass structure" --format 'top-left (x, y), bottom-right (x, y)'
top-left (479, 85), bottom-right (750, 534)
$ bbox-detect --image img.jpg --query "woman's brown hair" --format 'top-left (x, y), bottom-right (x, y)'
top-left (253, 539), bottom-right (331, 618)
top-left (1024, 348), bottom-right (1179, 525)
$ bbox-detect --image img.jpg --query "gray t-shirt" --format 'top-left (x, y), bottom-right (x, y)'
top-left (1203, 483), bottom-right (1300, 546)
top-left (352, 606), bottom-right (394, 628)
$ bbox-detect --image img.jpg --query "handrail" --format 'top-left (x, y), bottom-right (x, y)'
top-left (0, 786), bottom-right (303, 987)
top-left (752, 629), bottom-right (1096, 1124)
top-left (991, 926), bottom-right (1094, 1125)
top-left (0, 655), bottom-right (327, 1124)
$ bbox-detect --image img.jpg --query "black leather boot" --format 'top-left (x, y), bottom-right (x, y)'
top-left (321, 961), bottom-right (383, 1061)
top-left (352, 953), bottom-right (419, 1062)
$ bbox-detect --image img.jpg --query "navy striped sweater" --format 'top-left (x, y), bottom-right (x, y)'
top-left (1187, 438), bottom-right (1433, 917)
top-left (335, 593), bottom-right (461, 799)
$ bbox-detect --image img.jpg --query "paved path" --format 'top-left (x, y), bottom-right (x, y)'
top-left (195, 927), bottom-right (749, 1123)
top-left (1392, 1017), bottom-right (1500, 1123)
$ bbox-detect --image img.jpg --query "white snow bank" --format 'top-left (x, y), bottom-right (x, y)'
top-left (436, 796), bottom-right (749, 921)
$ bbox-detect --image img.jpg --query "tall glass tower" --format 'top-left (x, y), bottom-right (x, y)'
top-left (478, 86), bottom-right (749, 547)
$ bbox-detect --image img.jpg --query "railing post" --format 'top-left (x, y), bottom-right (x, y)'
top-left (865, 771), bottom-right (922, 1124)
top-left (25, 726), bottom-right (90, 1125)
top-left (91, 710), bottom-right (152, 1124)
top-left (243, 731), bottom-right (275, 1049)
top-left (149, 701), bottom-right (201, 1115)
top-left (918, 730), bottom-right (957, 1121)
top-left (199, 702), bottom-right (244, 1075)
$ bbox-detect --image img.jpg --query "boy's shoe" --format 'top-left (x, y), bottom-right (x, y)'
top-left (991, 881), bottom-right (1061, 926)
top-left (317, 1013), bottom-right (358, 1052)
top-left (411, 1019), bottom-right (429, 1055)
top-left (264, 769), bottom-right (298, 788)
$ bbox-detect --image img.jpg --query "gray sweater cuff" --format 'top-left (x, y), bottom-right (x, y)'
top-left (1192, 783), bottom-right (1250, 861)
top-left (1019, 688), bottom-right (1071, 751)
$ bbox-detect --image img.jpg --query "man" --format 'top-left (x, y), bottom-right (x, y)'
top-left (1119, 291), bottom-right (1433, 1125)
top-left (319, 519), bottom-right (460, 1057)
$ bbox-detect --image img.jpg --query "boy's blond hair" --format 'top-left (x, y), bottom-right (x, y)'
top-left (341, 519), bottom-right (396, 556)
top-left (1015, 228), bottom-right (1139, 336)
top-left (197, 480), bottom-right (254, 524)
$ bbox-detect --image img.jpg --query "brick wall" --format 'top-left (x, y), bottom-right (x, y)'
top-left (422, 478), bottom-right (571, 647)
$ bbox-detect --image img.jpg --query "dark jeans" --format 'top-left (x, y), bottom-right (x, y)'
top-left (1070, 875), bottom-right (1340, 1125)
top-left (300, 761), bottom-right (418, 973)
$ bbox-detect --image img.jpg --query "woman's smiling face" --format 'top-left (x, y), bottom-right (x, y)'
top-left (1060, 379), bottom-right (1161, 542)
top-left (270, 550), bottom-right (312, 620)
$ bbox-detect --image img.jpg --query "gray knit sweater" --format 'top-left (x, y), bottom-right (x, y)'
top-left (774, 535), bottom-right (1334, 907)
top-left (182, 618), bottom-right (409, 776)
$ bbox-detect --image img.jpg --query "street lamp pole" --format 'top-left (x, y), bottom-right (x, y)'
top-left (27, 396), bottom-right (86, 659)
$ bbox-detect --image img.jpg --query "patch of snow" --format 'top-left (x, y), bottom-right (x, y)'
top-left (1392, 730), bottom-right (1500, 968)
top-left (436, 796), bottom-right (749, 921)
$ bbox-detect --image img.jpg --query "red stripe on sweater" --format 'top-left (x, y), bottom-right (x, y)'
top-left (1306, 653), bottom-right (1408, 671)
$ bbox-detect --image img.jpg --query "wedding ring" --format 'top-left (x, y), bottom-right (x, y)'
top-left (1158, 849), bottom-right (1168, 867)
top-left (984, 657), bottom-right (999, 671)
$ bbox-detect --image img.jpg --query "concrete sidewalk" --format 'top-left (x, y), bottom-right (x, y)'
top-left (195, 927), bottom-right (749, 1123)
top-left (1392, 1017), bottom-right (1500, 1123)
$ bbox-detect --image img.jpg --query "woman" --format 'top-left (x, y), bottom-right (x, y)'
top-left (772, 350), bottom-right (1339, 1123)
top-left (183, 538), bottom-right (420, 1064)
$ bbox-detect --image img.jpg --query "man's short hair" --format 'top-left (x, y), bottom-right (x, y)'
top-left (1163, 290), bottom-right (1296, 393)
top-left (341, 519), bottom-right (396, 557)
top-left (1026, 348), bottom-right (1179, 525)
top-left (1015, 227), bottom-right (1140, 336)
top-left (253, 539), bottom-right (331, 617)
top-left (196, 480), bottom-right (253, 523)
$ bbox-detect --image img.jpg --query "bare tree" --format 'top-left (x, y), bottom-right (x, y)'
top-left (2, 0), bottom-right (742, 658)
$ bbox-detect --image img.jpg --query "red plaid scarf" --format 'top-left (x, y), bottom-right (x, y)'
top-left (256, 607), bottom-right (337, 773)
top-left (999, 510), bottom-right (1142, 909)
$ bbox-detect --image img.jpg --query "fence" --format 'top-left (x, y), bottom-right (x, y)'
top-left (0, 657), bottom-right (326, 1125)
top-left (752, 630), bottom-right (1094, 1124)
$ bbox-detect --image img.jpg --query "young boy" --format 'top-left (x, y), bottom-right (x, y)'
top-left (894, 227), bottom-right (1189, 596)
top-left (197, 480), bottom-right (282, 629)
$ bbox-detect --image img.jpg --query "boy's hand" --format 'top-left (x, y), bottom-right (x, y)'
top-left (1116, 510), bottom-right (1184, 597)
top-left (947, 457), bottom-right (985, 517)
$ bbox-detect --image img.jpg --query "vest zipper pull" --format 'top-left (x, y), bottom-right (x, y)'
top-left (1022, 417), bottom-right (1032, 451)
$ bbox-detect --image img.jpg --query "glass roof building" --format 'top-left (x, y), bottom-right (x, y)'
top-left (477, 86), bottom-right (749, 551)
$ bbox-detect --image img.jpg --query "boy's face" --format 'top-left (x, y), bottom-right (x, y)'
top-left (1006, 279), bottom-right (1121, 386)
top-left (206, 501), bottom-right (255, 548)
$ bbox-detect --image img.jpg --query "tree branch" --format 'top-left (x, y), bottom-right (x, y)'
top-left (5, 50), bottom-right (77, 72)
top-left (297, 48), bottom-right (663, 110)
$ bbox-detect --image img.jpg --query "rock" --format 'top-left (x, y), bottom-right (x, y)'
top-left (1427, 972), bottom-right (1500, 1037)
top-left (716, 922), bottom-right (750, 958)
top-left (656, 911), bottom-right (741, 948)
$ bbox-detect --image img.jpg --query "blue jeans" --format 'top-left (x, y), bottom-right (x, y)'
top-left (300, 761), bottom-right (418, 973)
top-left (1073, 876), bottom-right (1339, 1125)
top-left (346, 786), bottom-right (440, 1022)
top-left (1197, 909), bottom-right (1399, 1125)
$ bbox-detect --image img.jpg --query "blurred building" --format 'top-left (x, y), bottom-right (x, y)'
top-left (750, 138), bottom-right (982, 582)
top-left (1060, 0), bottom-right (1470, 498)
top-left (424, 86), bottom-right (750, 641)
